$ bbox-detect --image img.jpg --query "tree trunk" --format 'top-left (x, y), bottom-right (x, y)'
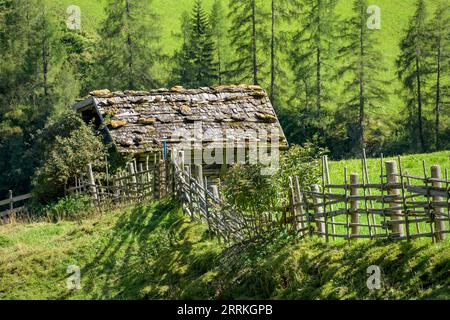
top-left (217, 34), bottom-right (222, 85)
top-left (416, 55), bottom-right (425, 152)
top-left (435, 43), bottom-right (441, 150)
top-left (270, 0), bottom-right (276, 102)
top-left (316, 0), bottom-right (322, 117)
top-left (359, 15), bottom-right (365, 152)
top-left (251, 0), bottom-right (258, 85)
top-left (42, 17), bottom-right (48, 97)
top-left (125, 0), bottom-right (133, 89)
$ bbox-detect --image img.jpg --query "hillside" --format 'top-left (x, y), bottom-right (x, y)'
top-left (50, 0), bottom-right (422, 115)
top-left (1, 198), bottom-right (449, 300)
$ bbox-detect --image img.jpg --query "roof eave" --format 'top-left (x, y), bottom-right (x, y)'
top-left (72, 97), bottom-right (94, 112)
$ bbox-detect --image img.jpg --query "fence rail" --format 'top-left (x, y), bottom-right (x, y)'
top-left (0, 190), bottom-right (32, 221)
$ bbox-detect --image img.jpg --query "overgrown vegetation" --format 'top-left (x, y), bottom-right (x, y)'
top-left (0, 199), bottom-right (448, 300)
top-left (1, 0), bottom-right (449, 198)
top-left (32, 111), bottom-right (107, 203)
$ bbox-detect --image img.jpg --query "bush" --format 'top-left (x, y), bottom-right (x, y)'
top-left (222, 164), bottom-right (279, 219)
top-left (222, 143), bottom-right (327, 221)
top-left (275, 143), bottom-right (328, 191)
top-left (43, 195), bottom-right (94, 222)
top-left (32, 111), bottom-right (107, 203)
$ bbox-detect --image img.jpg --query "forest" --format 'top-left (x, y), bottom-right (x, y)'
top-left (0, 0), bottom-right (449, 199)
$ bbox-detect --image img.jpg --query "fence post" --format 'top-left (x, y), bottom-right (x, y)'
top-left (293, 176), bottom-right (307, 236)
top-left (431, 165), bottom-right (445, 242)
top-left (385, 161), bottom-right (404, 237)
top-left (153, 154), bottom-right (159, 200)
top-left (288, 177), bottom-right (298, 232)
top-left (8, 190), bottom-right (13, 213)
top-left (204, 176), bottom-right (212, 236)
top-left (86, 164), bottom-right (98, 201)
top-left (176, 151), bottom-right (185, 196)
top-left (195, 164), bottom-right (204, 188)
top-left (128, 162), bottom-right (137, 200)
top-left (139, 163), bottom-right (144, 199)
top-left (350, 173), bottom-right (360, 240)
top-left (159, 157), bottom-right (166, 199)
top-left (212, 184), bottom-right (220, 200)
top-left (312, 185), bottom-right (325, 236)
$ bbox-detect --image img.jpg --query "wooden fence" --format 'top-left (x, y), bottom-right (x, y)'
top-left (286, 154), bottom-right (450, 243)
top-left (67, 156), bottom-right (168, 204)
top-left (43, 150), bottom-right (450, 244)
top-left (0, 190), bottom-right (32, 223)
top-left (169, 150), bottom-right (450, 244)
top-left (2, 149), bottom-right (449, 245)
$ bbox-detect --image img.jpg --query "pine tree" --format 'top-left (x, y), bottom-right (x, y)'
top-left (191, 0), bottom-right (217, 87)
top-left (294, 0), bottom-right (339, 118)
top-left (173, 0), bottom-right (217, 88)
top-left (270, 0), bottom-right (301, 106)
top-left (171, 11), bottom-right (194, 87)
top-left (427, 2), bottom-right (450, 150)
top-left (227, 0), bottom-right (269, 85)
top-left (210, 0), bottom-right (227, 85)
top-left (397, 0), bottom-right (429, 152)
top-left (336, 0), bottom-right (389, 155)
top-left (96, 0), bottom-right (163, 90)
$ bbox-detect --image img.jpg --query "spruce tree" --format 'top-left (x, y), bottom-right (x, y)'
top-left (96, 0), bottom-right (163, 90)
top-left (227, 0), bottom-right (269, 85)
top-left (191, 0), bottom-right (217, 87)
top-left (270, 0), bottom-right (301, 105)
top-left (397, 0), bottom-right (429, 152)
top-left (427, 2), bottom-right (450, 149)
top-left (336, 0), bottom-right (389, 155)
top-left (0, 0), bottom-right (81, 196)
top-left (171, 12), bottom-right (195, 87)
top-left (210, 0), bottom-right (227, 85)
top-left (294, 0), bottom-right (338, 118)
top-left (173, 0), bottom-right (217, 88)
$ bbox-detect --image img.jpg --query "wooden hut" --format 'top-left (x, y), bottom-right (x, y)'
top-left (73, 84), bottom-right (288, 175)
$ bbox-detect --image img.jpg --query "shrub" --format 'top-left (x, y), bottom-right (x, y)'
top-left (44, 195), bottom-right (94, 222)
top-left (222, 164), bottom-right (279, 219)
top-left (221, 143), bottom-right (327, 221)
top-left (32, 111), bottom-right (107, 203)
top-left (276, 143), bottom-right (328, 191)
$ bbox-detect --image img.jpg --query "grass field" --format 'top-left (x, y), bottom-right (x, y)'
top-left (0, 196), bottom-right (449, 300)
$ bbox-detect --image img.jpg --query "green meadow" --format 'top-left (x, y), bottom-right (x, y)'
top-left (0, 198), bottom-right (448, 300)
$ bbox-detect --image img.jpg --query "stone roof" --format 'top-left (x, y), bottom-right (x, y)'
top-left (73, 85), bottom-right (288, 155)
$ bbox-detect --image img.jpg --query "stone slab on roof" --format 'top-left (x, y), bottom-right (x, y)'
top-left (73, 85), bottom-right (288, 155)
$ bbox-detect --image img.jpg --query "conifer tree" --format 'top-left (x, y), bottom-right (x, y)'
top-left (210, 0), bottom-right (227, 85)
top-left (294, 0), bottom-right (338, 118)
top-left (191, 0), bottom-right (217, 86)
top-left (173, 0), bottom-right (217, 88)
top-left (96, 0), bottom-right (163, 90)
top-left (336, 0), bottom-right (389, 154)
top-left (227, 0), bottom-right (269, 85)
top-left (427, 2), bottom-right (450, 149)
top-left (0, 0), bottom-right (81, 196)
top-left (270, 0), bottom-right (301, 105)
top-left (397, 0), bottom-right (429, 152)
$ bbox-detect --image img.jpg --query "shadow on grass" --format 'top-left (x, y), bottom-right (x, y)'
top-left (59, 197), bottom-right (221, 300)
top-left (57, 199), bottom-right (449, 300)
top-left (63, 199), bottom-right (181, 299)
